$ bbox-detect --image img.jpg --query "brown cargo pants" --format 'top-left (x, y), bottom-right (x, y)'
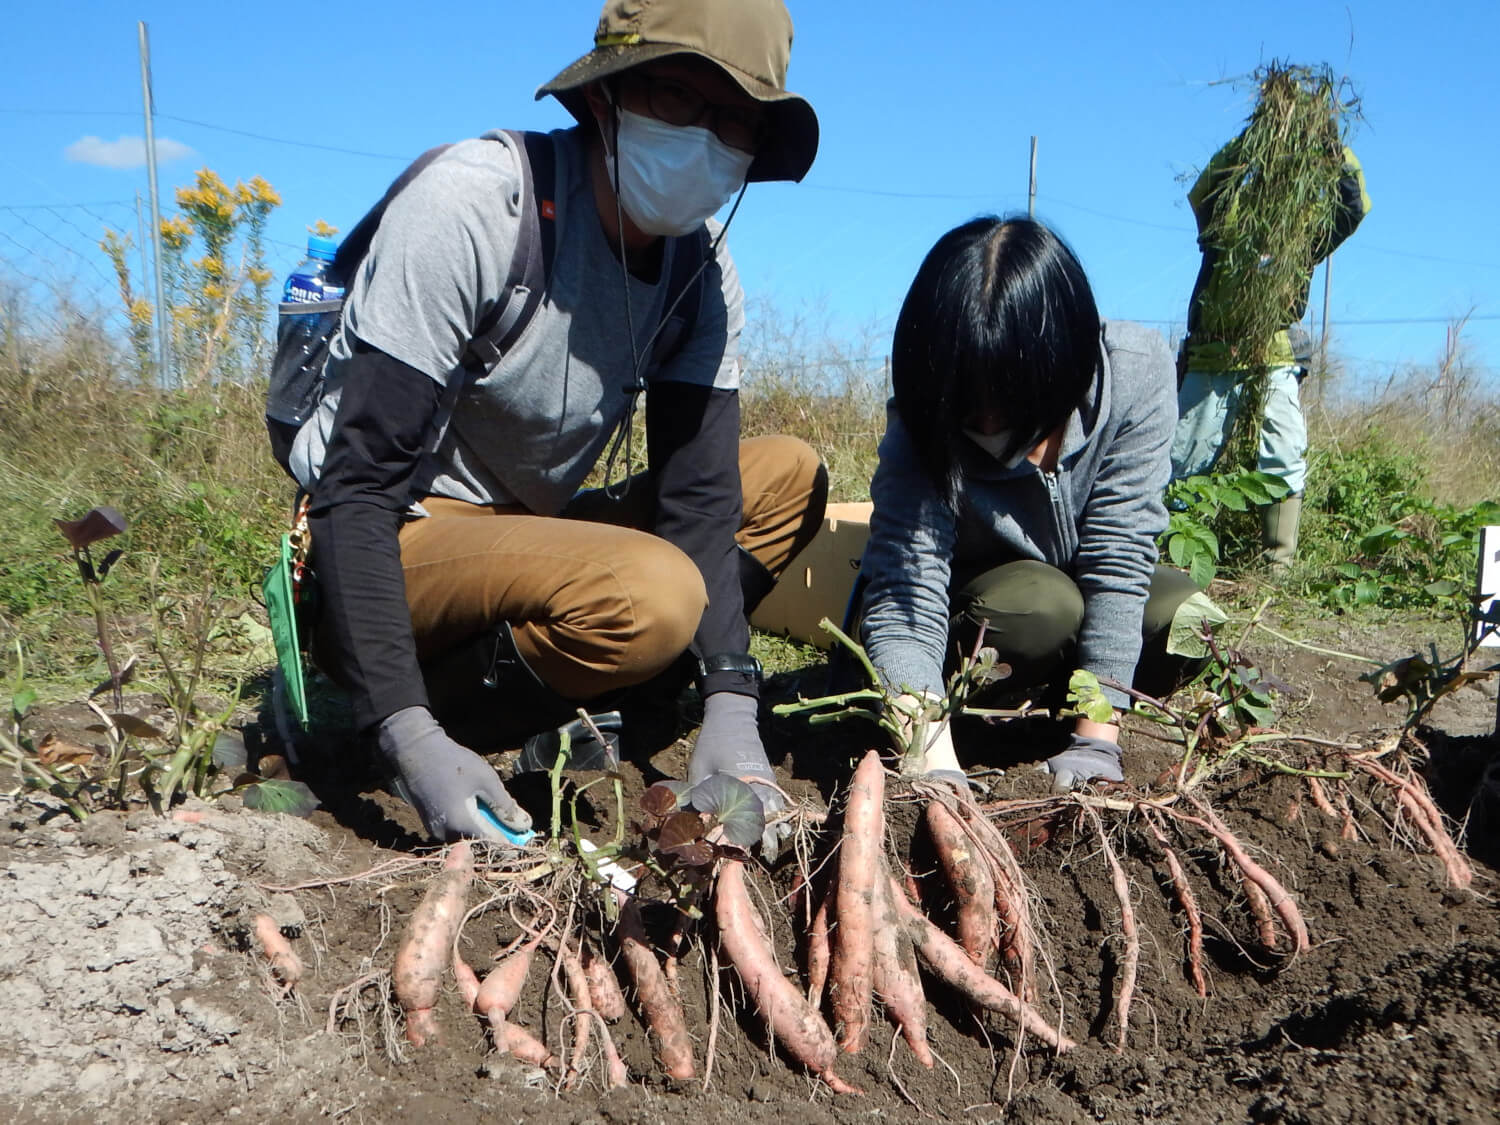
top-left (398, 435), bottom-right (827, 700)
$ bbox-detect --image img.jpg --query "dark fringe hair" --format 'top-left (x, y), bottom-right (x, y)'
top-left (891, 216), bottom-right (1100, 508)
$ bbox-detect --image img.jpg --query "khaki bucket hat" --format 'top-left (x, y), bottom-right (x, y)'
top-left (537, 0), bottom-right (819, 184)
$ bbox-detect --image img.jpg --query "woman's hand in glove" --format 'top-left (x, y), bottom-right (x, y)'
top-left (1045, 734), bottom-right (1124, 792)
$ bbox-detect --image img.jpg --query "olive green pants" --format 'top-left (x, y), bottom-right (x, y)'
top-left (948, 561), bottom-right (1202, 701)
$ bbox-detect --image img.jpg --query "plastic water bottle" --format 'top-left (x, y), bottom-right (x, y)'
top-left (282, 234), bottom-right (344, 329)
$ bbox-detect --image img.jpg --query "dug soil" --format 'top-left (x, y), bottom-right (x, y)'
top-left (2, 614), bottom-right (1497, 1125)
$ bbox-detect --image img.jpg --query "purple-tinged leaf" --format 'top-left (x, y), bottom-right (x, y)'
top-left (658, 810), bottom-right (708, 854)
top-left (54, 506), bottom-right (128, 550)
top-left (640, 783), bottom-right (681, 820)
top-left (666, 840), bottom-right (714, 868)
top-left (87, 654), bottom-right (138, 700)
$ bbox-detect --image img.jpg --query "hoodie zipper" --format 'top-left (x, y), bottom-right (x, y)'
top-left (1042, 470), bottom-right (1069, 562)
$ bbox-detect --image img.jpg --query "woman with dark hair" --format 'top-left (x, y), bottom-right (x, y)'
top-left (857, 216), bottom-right (1195, 792)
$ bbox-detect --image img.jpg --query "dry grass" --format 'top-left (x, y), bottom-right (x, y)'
top-left (1, 289), bottom-right (1493, 695)
top-left (1307, 362), bottom-right (1500, 509)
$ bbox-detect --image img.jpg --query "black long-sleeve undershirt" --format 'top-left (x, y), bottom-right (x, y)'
top-left (646, 381), bottom-right (756, 698)
top-left (306, 340), bottom-right (442, 733)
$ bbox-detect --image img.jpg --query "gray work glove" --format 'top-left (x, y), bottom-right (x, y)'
top-left (1046, 734), bottom-right (1124, 793)
top-left (688, 691), bottom-right (789, 857)
top-left (375, 706), bottom-right (533, 843)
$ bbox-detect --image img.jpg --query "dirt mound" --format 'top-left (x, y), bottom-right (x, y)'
top-left (1, 648), bottom-right (1496, 1124)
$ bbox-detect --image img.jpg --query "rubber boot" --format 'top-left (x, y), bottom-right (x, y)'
top-left (420, 622), bottom-right (579, 750)
top-left (1261, 494), bottom-right (1303, 568)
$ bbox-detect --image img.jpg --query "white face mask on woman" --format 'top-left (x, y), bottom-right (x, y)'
top-left (962, 427), bottom-right (1035, 468)
top-left (605, 108), bottom-right (753, 237)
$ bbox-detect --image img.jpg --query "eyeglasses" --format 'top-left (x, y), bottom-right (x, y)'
top-left (617, 73), bottom-right (764, 154)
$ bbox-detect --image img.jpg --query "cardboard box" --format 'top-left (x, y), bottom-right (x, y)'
top-left (750, 502), bottom-right (872, 649)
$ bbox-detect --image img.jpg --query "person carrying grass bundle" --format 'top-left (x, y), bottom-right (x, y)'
top-left (855, 216), bottom-right (1198, 793)
top-left (1170, 66), bottom-right (1372, 566)
top-left (292, 0), bottom-right (827, 847)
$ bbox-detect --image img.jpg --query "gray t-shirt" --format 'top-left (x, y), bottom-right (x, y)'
top-left (291, 127), bottom-right (744, 515)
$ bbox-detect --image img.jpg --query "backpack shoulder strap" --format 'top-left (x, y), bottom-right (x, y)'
top-left (461, 129), bottom-right (558, 374)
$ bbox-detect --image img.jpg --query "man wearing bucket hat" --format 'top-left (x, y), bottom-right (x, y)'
top-left (294, 0), bottom-right (825, 849)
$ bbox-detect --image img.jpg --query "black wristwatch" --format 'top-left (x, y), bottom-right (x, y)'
top-left (695, 652), bottom-right (763, 697)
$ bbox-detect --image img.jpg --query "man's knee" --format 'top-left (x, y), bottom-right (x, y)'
top-left (513, 536), bottom-right (706, 699)
top-left (738, 435), bottom-right (829, 576)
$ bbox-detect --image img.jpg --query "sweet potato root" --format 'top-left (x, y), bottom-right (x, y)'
top-left (457, 947), bottom-right (557, 1069)
top-left (580, 939), bottom-right (627, 1024)
top-left (925, 800), bottom-right (997, 966)
top-left (616, 892), bottom-right (696, 1081)
top-left (476, 933), bottom-right (541, 1030)
top-left (716, 860), bottom-right (858, 1094)
top-left (806, 889), bottom-right (832, 1006)
top-left (1088, 809), bottom-right (1137, 1052)
top-left (1354, 758), bottom-right (1473, 890)
top-left (888, 875), bottom-right (1074, 1052)
top-left (393, 842), bottom-right (474, 1047)
top-left (871, 872), bottom-right (932, 1067)
top-left (559, 941), bottom-right (628, 1089)
top-left (252, 913), bottom-right (303, 989)
top-left (497, 1021), bottom-right (558, 1069)
top-left (1177, 802), bottom-right (1309, 954)
top-left (831, 749), bottom-right (884, 1054)
top-left (452, 949), bottom-right (481, 1011)
top-left (1146, 818), bottom-right (1207, 998)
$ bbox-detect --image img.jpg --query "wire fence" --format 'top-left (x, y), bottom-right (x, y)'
top-left (0, 199), bottom-right (137, 340)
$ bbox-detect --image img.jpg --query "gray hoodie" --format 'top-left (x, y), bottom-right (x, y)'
top-left (858, 319), bottom-right (1176, 709)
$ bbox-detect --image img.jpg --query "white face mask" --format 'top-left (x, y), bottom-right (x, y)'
top-left (963, 428), bottom-right (1034, 468)
top-left (605, 108), bottom-right (753, 237)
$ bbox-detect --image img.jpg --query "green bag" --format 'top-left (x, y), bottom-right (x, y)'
top-left (262, 533), bottom-right (309, 730)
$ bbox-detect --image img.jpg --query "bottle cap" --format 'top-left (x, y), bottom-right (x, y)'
top-left (307, 234), bottom-right (338, 261)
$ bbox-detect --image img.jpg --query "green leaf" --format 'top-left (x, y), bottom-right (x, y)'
top-left (1189, 550), bottom-right (1216, 590)
top-left (1256, 472), bottom-right (1292, 500)
top-left (1238, 477), bottom-right (1273, 505)
top-left (241, 779), bottom-right (320, 818)
top-left (1220, 488), bottom-right (1248, 512)
top-left (1355, 578), bottom-right (1381, 605)
top-left (1066, 669), bottom-right (1116, 723)
top-left (1237, 696), bottom-right (1278, 728)
top-left (1335, 562), bottom-right (1362, 578)
top-left (1167, 533), bottom-right (1189, 567)
top-left (1423, 580), bottom-right (1459, 598)
top-left (1167, 591), bottom-right (1230, 659)
top-left (688, 774), bottom-right (766, 850)
top-left (11, 687), bottom-right (37, 721)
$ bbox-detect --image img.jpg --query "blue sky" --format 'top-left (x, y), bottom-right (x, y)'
top-left (4, 0), bottom-right (1498, 389)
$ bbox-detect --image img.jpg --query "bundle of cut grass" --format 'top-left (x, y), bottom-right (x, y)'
top-left (1195, 62), bottom-right (1358, 469)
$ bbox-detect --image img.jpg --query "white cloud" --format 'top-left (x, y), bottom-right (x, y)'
top-left (64, 134), bottom-right (195, 170)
